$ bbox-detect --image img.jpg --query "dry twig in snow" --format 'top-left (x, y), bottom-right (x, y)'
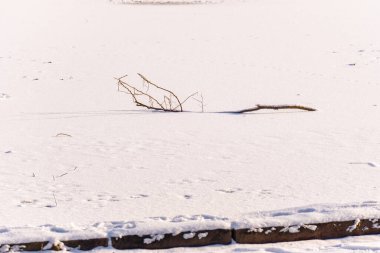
top-left (116, 74), bottom-right (200, 112)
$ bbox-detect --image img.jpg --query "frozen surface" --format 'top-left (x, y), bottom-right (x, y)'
top-left (1, 0), bottom-right (380, 246)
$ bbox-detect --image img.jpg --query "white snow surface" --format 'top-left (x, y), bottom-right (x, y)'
top-left (234, 202), bottom-right (380, 229)
top-left (1, 0), bottom-right (380, 246)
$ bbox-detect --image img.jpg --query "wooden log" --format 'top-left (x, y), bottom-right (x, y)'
top-left (62, 238), bottom-right (108, 250)
top-left (233, 218), bottom-right (380, 244)
top-left (111, 229), bottom-right (231, 250)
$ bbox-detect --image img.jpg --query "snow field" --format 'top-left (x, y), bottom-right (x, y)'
top-left (1, 0), bottom-right (380, 250)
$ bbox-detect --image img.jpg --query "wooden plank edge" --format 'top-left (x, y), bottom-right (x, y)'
top-left (1, 218), bottom-right (379, 251)
top-left (111, 229), bottom-right (232, 250)
top-left (0, 238), bottom-right (108, 251)
top-left (233, 218), bottom-right (380, 244)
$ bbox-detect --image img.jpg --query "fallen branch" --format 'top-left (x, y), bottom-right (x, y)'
top-left (116, 73), bottom-right (316, 113)
top-left (224, 104), bottom-right (317, 114)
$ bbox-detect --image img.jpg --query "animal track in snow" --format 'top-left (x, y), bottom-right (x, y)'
top-left (97, 193), bottom-right (120, 201)
top-left (215, 188), bottom-right (242, 194)
top-left (349, 162), bottom-right (378, 168)
top-left (272, 211), bottom-right (293, 217)
top-left (260, 189), bottom-right (272, 194)
top-left (18, 198), bottom-right (57, 208)
top-left (19, 199), bottom-right (38, 205)
top-left (85, 193), bottom-right (123, 207)
top-left (297, 208), bottom-right (317, 213)
top-left (198, 178), bottom-right (217, 183)
top-left (130, 194), bottom-right (149, 199)
top-left (259, 189), bottom-right (273, 197)
top-left (50, 226), bottom-right (69, 233)
top-left (168, 178), bottom-right (217, 186)
top-left (148, 216), bottom-right (168, 221)
top-left (0, 228), bottom-right (9, 233)
top-left (167, 179), bottom-right (193, 185)
top-left (109, 221), bottom-right (137, 229)
top-left (0, 93), bottom-right (10, 99)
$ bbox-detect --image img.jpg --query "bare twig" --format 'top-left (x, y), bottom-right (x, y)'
top-left (137, 73), bottom-right (183, 112)
top-left (173, 92), bottom-right (198, 111)
top-left (118, 78), bottom-right (167, 111)
top-left (56, 172), bottom-right (68, 178)
top-left (117, 74), bottom-right (197, 112)
top-left (192, 93), bottom-right (204, 112)
top-left (53, 193), bottom-right (58, 207)
top-left (50, 167), bottom-right (78, 208)
top-left (54, 166), bottom-right (78, 179)
top-left (55, 133), bottom-right (72, 137)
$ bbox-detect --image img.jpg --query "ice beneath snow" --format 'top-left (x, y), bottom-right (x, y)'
top-left (1, 0), bottom-right (380, 248)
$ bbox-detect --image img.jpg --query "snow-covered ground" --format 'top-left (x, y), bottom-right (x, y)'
top-left (1, 0), bottom-right (380, 249)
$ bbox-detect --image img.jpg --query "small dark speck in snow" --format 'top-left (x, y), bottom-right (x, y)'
top-left (348, 63), bottom-right (356, 66)
top-left (5, 151), bottom-right (12, 154)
